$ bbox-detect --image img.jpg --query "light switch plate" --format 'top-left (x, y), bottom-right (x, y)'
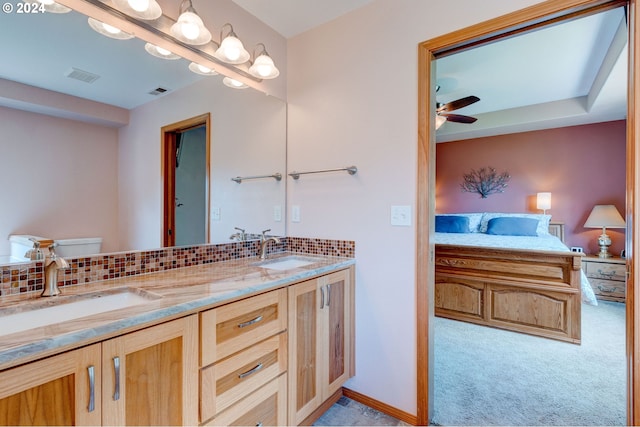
top-left (391, 205), bottom-right (411, 226)
top-left (274, 205), bottom-right (282, 222)
top-left (212, 206), bottom-right (221, 221)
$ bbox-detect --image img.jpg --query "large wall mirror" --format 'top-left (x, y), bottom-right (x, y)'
top-left (0, 5), bottom-right (286, 262)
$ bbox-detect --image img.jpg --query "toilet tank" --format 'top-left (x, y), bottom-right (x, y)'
top-left (54, 237), bottom-right (103, 258)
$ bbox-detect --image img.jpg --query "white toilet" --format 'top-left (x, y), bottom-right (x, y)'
top-left (9, 235), bottom-right (103, 259)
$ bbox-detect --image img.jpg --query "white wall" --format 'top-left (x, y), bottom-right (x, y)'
top-left (0, 106), bottom-right (119, 255)
top-left (286, 0), bottom-right (544, 415)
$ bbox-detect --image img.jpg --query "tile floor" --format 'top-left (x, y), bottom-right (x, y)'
top-left (313, 397), bottom-right (409, 426)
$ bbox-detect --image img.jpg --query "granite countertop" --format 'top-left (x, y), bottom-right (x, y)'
top-left (0, 252), bottom-right (355, 371)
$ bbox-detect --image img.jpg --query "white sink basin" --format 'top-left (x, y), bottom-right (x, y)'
top-left (253, 256), bottom-right (322, 271)
top-left (0, 288), bottom-right (161, 337)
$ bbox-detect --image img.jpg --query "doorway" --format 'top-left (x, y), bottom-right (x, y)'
top-left (416, 0), bottom-right (639, 425)
top-left (161, 113), bottom-right (211, 247)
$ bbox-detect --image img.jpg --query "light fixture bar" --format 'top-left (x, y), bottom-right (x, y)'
top-left (57, 0), bottom-right (262, 83)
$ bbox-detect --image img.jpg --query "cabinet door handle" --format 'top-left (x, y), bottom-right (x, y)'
top-left (87, 365), bottom-right (95, 412)
top-left (238, 315), bottom-right (263, 328)
top-left (326, 284), bottom-right (331, 307)
top-left (113, 356), bottom-right (121, 401)
top-left (238, 363), bottom-right (263, 379)
top-left (320, 286), bottom-right (325, 309)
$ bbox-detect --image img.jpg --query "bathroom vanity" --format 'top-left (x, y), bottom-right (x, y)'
top-left (0, 253), bottom-right (355, 426)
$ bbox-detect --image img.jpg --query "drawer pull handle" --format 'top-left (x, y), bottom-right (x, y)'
top-left (238, 315), bottom-right (263, 328)
top-left (87, 365), bottom-right (95, 412)
top-left (256, 423), bottom-right (263, 427)
top-left (113, 356), bottom-right (121, 401)
top-left (238, 363), bottom-right (263, 379)
top-left (598, 285), bottom-right (616, 293)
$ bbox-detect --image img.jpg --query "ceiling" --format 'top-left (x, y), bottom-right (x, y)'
top-left (0, 2), bottom-right (628, 140)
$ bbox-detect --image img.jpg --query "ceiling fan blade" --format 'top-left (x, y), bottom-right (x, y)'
top-left (437, 95), bottom-right (480, 113)
top-left (441, 113), bottom-right (477, 124)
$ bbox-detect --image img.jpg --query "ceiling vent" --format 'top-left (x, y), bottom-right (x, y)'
top-left (64, 67), bottom-right (100, 84)
top-left (148, 87), bottom-right (170, 96)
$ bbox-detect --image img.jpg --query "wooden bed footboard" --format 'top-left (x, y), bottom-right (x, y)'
top-left (434, 244), bottom-right (583, 344)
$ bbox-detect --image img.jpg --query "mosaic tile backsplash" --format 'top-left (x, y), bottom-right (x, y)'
top-left (0, 237), bottom-right (355, 297)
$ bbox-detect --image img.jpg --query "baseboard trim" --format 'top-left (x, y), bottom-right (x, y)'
top-left (299, 388), bottom-right (343, 426)
top-left (342, 387), bottom-right (418, 426)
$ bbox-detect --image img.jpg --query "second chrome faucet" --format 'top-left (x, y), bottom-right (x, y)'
top-left (258, 229), bottom-right (280, 260)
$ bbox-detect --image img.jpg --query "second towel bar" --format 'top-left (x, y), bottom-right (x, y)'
top-left (289, 166), bottom-right (357, 180)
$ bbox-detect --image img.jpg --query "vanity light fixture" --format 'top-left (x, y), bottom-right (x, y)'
top-left (223, 77), bottom-right (248, 89)
top-left (88, 17), bottom-right (134, 40)
top-left (145, 43), bottom-right (181, 60)
top-left (188, 62), bottom-right (218, 76)
top-left (170, 0), bottom-right (212, 45)
top-left (112, 0), bottom-right (162, 20)
top-left (215, 23), bottom-right (250, 64)
top-left (32, 0), bottom-right (71, 13)
top-left (248, 43), bottom-right (279, 79)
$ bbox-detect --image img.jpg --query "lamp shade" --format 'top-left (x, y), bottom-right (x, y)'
top-left (536, 192), bottom-right (551, 211)
top-left (584, 205), bottom-right (626, 228)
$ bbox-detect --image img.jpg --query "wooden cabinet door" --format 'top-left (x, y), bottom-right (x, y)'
top-left (288, 268), bottom-right (354, 425)
top-left (101, 315), bottom-right (199, 426)
top-left (288, 278), bottom-right (322, 425)
top-left (0, 343), bottom-right (102, 426)
top-left (319, 269), bottom-right (351, 398)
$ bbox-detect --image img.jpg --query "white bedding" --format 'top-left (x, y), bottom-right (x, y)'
top-left (433, 232), bottom-right (598, 306)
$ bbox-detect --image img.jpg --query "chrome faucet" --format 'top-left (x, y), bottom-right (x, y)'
top-left (230, 227), bottom-right (246, 242)
top-left (259, 229), bottom-right (280, 260)
top-left (42, 243), bottom-right (69, 297)
top-left (25, 238), bottom-right (44, 261)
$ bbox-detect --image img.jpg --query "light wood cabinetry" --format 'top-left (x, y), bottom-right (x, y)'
top-left (0, 343), bottom-right (102, 426)
top-left (582, 255), bottom-right (626, 302)
top-left (0, 316), bottom-right (198, 426)
top-left (287, 269), bottom-right (353, 425)
top-left (200, 288), bottom-right (288, 425)
top-left (101, 315), bottom-right (199, 426)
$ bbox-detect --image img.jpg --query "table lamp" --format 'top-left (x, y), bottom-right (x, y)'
top-left (583, 205), bottom-right (626, 258)
top-left (537, 192), bottom-right (551, 214)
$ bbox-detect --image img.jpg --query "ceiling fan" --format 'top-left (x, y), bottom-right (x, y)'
top-left (435, 86), bottom-right (480, 128)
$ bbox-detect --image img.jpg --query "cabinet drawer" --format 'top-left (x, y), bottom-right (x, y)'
top-left (584, 262), bottom-right (625, 282)
top-left (200, 332), bottom-right (287, 421)
top-left (590, 278), bottom-right (626, 300)
top-left (201, 288), bottom-right (287, 365)
top-left (203, 373), bottom-right (287, 426)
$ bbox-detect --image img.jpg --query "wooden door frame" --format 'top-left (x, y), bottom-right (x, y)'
top-left (417, 0), bottom-right (638, 425)
top-left (161, 113), bottom-right (211, 247)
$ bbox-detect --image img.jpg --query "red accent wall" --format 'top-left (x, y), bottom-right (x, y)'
top-left (435, 120), bottom-right (626, 256)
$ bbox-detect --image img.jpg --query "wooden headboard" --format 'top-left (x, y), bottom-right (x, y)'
top-left (549, 221), bottom-right (565, 242)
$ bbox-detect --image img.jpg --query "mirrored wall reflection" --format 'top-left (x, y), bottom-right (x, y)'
top-left (0, 7), bottom-right (287, 262)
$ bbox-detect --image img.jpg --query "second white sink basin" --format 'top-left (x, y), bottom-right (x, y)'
top-left (0, 288), bottom-right (161, 337)
top-left (253, 256), bottom-right (322, 271)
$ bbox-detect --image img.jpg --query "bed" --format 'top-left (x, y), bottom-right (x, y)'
top-left (433, 213), bottom-right (596, 344)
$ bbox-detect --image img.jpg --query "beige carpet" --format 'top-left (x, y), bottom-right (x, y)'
top-left (432, 301), bottom-right (626, 426)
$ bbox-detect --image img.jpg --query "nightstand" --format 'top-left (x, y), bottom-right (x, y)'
top-left (581, 255), bottom-right (626, 302)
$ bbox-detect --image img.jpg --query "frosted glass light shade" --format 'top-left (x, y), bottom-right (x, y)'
top-left (223, 77), bottom-right (248, 89)
top-left (144, 43), bottom-right (180, 60)
top-left (88, 18), bottom-right (134, 40)
top-left (215, 35), bottom-right (250, 64)
top-left (170, 11), bottom-right (211, 45)
top-left (113, 0), bottom-right (162, 20)
top-left (248, 53), bottom-right (279, 79)
top-left (536, 192), bottom-right (551, 211)
top-left (188, 62), bottom-right (218, 76)
top-left (33, 0), bottom-right (71, 13)
top-left (435, 115), bottom-right (447, 129)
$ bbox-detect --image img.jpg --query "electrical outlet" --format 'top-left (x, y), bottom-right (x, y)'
top-left (391, 205), bottom-right (411, 226)
top-left (292, 205), bottom-right (301, 223)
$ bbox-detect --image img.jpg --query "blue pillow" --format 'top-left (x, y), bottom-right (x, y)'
top-left (436, 215), bottom-right (470, 233)
top-left (486, 217), bottom-right (539, 236)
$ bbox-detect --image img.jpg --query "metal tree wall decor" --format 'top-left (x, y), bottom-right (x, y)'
top-left (461, 167), bottom-right (510, 198)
